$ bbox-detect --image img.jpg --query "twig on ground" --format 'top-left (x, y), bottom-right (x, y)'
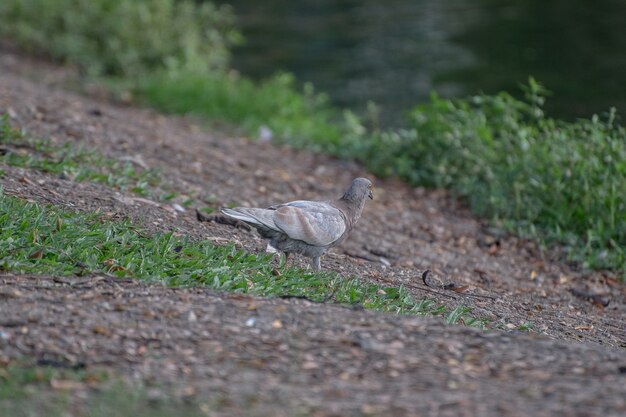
top-left (421, 269), bottom-right (496, 301)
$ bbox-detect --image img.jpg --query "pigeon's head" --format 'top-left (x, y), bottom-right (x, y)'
top-left (343, 177), bottom-right (373, 202)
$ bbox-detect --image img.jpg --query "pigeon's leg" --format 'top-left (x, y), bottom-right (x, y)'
top-left (311, 256), bottom-right (321, 272)
top-left (280, 252), bottom-right (291, 269)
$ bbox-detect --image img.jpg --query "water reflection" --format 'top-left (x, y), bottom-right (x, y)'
top-left (226, 0), bottom-right (626, 125)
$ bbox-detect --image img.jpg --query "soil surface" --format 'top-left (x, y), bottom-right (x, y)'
top-left (1, 50), bottom-right (625, 416)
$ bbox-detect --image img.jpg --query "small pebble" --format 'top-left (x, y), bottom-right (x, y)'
top-left (187, 311), bottom-right (197, 322)
top-left (258, 125), bottom-right (273, 142)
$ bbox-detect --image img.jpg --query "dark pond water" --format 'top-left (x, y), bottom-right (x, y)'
top-left (226, 0), bottom-right (626, 126)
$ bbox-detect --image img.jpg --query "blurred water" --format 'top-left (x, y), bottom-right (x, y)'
top-left (226, 0), bottom-right (626, 125)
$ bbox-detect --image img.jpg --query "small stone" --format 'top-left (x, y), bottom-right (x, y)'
top-left (187, 311), bottom-right (197, 322)
top-left (258, 125), bottom-right (273, 142)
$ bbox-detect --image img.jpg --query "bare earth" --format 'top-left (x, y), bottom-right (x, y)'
top-left (1, 51), bottom-right (625, 416)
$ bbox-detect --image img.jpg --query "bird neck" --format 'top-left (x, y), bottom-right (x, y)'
top-left (337, 195), bottom-right (366, 224)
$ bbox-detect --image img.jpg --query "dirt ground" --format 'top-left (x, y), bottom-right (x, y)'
top-left (1, 50), bottom-right (625, 416)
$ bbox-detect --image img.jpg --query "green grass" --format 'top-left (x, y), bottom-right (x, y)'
top-left (138, 70), bottom-right (351, 153)
top-left (0, 190), bottom-right (455, 316)
top-left (1, 0), bottom-right (623, 277)
top-left (0, 116), bottom-right (160, 196)
top-left (0, 363), bottom-right (209, 417)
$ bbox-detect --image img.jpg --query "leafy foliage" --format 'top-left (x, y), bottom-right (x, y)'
top-left (0, 0), bottom-right (239, 76)
top-left (358, 80), bottom-right (625, 271)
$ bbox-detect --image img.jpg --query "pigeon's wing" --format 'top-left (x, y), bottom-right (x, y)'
top-left (272, 201), bottom-right (346, 246)
top-left (266, 200), bottom-right (311, 210)
top-left (221, 208), bottom-right (279, 231)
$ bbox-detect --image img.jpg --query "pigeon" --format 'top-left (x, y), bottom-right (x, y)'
top-left (221, 177), bottom-right (373, 271)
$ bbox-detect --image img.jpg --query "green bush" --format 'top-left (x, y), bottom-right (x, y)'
top-left (0, 0), bottom-right (239, 76)
top-left (139, 70), bottom-right (350, 152)
top-left (360, 79), bottom-right (625, 271)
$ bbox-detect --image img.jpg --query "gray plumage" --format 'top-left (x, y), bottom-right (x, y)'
top-left (221, 177), bottom-right (373, 271)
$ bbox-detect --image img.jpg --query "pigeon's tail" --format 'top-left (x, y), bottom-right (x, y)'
top-left (221, 208), bottom-right (278, 232)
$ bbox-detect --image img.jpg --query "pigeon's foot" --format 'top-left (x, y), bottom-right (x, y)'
top-left (311, 256), bottom-right (321, 272)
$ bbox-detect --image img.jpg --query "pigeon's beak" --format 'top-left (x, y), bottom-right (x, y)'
top-left (368, 190), bottom-right (374, 200)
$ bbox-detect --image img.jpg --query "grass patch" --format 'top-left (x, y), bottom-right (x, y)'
top-left (0, 363), bottom-right (209, 417)
top-left (138, 70), bottom-right (352, 153)
top-left (0, 115), bottom-right (159, 196)
top-left (0, 190), bottom-right (462, 317)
